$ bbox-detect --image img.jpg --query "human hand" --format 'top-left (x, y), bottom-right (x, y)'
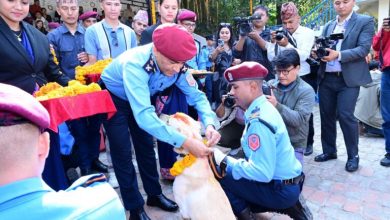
top-left (311, 49), bottom-right (319, 60)
top-left (276, 36), bottom-right (289, 47)
top-left (232, 58), bottom-right (241, 66)
top-left (205, 125), bottom-right (221, 147)
top-left (383, 18), bottom-right (390, 32)
top-left (182, 138), bottom-right (213, 158)
top-left (265, 90), bottom-right (277, 107)
top-left (77, 52), bottom-right (89, 63)
top-left (270, 31), bottom-right (277, 43)
top-left (213, 148), bottom-right (227, 166)
top-left (248, 31), bottom-right (260, 41)
top-left (321, 48), bottom-right (339, 62)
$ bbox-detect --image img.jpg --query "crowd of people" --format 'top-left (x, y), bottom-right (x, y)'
top-left (0, 0), bottom-right (389, 219)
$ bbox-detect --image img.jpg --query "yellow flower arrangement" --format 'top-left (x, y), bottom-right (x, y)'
top-left (75, 59), bottom-right (112, 84)
top-left (34, 80), bottom-right (101, 101)
top-left (170, 154), bottom-right (197, 176)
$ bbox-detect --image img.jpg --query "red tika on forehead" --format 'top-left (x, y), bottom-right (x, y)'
top-left (172, 112), bottom-right (192, 126)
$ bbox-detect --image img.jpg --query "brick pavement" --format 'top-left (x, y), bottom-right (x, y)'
top-left (106, 105), bottom-right (390, 219)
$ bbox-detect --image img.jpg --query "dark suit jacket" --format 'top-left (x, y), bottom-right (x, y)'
top-left (318, 12), bottom-right (375, 87)
top-left (139, 21), bottom-right (161, 46)
top-left (0, 17), bottom-right (69, 94)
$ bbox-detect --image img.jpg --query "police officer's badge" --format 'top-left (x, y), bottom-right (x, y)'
top-left (248, 134), bottom-right (260, 151)
top-left (227, 72), bottom-right (233, 81)
top-left (186, 74), bottom-right (196, 87)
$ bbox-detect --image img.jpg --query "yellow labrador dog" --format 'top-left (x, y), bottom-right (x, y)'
top-left (162, 113), bottom-right (235, 220)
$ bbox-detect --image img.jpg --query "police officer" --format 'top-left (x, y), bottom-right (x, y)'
top-left (211, 62), bottom-right (307, 220)
top-left (0, 83), bottom-right (125, 219)
top-left (100, 24), bottom-right (220, 220)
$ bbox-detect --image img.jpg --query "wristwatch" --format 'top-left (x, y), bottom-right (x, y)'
top-left (219, 157), bottom-right (228, 174)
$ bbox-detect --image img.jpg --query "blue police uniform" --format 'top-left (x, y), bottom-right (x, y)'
top-left (220, 95), bottom-right (303, 214)
top-left (0, 174), bottom-right (126, 219)
top-left (48, 24), bottom-right (102, 173)
top-left (100, 44), bottom-right (216, 211)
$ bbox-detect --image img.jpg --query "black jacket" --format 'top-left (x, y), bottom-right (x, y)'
top-left (139, 21), bottom-right (161, 45)
top-left (0, 16), bottom-right (69, 94)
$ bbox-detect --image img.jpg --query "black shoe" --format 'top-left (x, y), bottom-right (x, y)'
top-left (380, 153), bottom-right (390, 167)
top-left (92, 159), bottom-right (108, 173)
top-left (314, 153), bottom-right (337, 162)
top-left (236, 207), bottom-right (255, 220)
top-left (304, 145), bottom-right (313, 156)
top-left (80, 167), bottom-right (93, 176)
top-left (146, 194), bottom-right (178, 212)
top-left (129, 208), bottom-right (151, 220)
top-left (345, 155), bottom-right (359, 172)
top-left (281, 196), bottom-right (312, 220)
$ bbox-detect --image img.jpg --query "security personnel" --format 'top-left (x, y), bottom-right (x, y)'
top-left (0, 83), bottom-right (126, 219)
top-left (212, 62), bottom-right (307, 220)
top-left (100, 24), bottom-right (220, 220)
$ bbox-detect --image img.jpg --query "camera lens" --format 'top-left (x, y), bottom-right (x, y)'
top-left (223, 95), bottom-right (235, 108)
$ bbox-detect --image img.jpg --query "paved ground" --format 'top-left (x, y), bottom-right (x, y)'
top-left (104, 105), bottom-right (390, 219)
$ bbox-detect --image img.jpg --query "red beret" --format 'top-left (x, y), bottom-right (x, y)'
top-left (0, 83), bottom-right (49, 131)
top-left (177, 9), bottom-right (197, 22)
top-left (224, 61), bottom-right (268, 82)
top-left (152, 24), bottom-right (197, 62)
top-left (79, 11), bottom-right (98, 21)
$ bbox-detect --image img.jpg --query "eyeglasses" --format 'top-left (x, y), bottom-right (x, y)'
top-left (274, 67), bottom-right (295, 76)
top-left (219, 22), bottom-right (231, 27)
top-left (182, 22), bottom-right (196, 29)
top-left (110, 31), bottom-right (118, 47)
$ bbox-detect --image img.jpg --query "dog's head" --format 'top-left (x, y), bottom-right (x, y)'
top-left (160, 112), bottom-right (203, 154)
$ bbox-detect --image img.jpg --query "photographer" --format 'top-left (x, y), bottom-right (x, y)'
top-left (215, 93), bottom-right (245, 151)
top-left (233, 5), bottom-right (273, 80)
top-left (313, 0), bottom-right (375, 172)
top-left (267, 49), bottom-right (315, 165)
top-left (210, 23), bottom-right (241, 108)
top-left (373, 17), bottom-right (390, 167)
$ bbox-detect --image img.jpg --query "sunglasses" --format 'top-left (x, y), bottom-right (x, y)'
top-left (219, 22), bottom-right (231, 27)
top-left (110, 31), bottom-right (118, 47)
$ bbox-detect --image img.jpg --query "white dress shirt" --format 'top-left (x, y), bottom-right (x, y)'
top-left (266, 25), bottom-right (315, 76)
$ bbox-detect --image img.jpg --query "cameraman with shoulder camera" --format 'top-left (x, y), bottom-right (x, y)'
top-left (373, 17), bottom-right (390, 167)
top-left (313, 0), bottom-right (375, 172)
top-left (233, 5), bottom-right (273, 80)
top-left (267, 49), bottom-right (315, 165)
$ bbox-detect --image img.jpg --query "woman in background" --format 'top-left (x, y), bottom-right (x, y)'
top-left (0, 0), bottom-right (70, 190)
top-left (210, 23), bottom-right (239, 108)
top-left (35, 19), bottom-right (47, 34)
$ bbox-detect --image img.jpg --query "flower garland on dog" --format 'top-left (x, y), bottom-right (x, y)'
top-left (170, 154), bottom-right (197, 176)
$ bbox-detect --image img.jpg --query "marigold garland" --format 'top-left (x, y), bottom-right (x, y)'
top-left (34, 80), bottom-right (101, 101)
top-left (170, 153), bottom-right (197, 176)
top-left (75, 59), bottom-right (112, 84)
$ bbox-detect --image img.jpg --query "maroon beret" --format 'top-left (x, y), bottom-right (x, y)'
top-left (224, 61), bottom-right (268, 82)
top-left (152, 23), bottom-right (197, 62)
top-left (177, 9), bottom-right (197, 22)
top-left (48, 22), bottom-right (60, 29)
top-left (0, 83), bottom-right (49, 131)
top-left (79, 11), bottom-right (98, 21)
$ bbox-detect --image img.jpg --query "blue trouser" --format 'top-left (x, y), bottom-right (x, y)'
top-left (42, 130), bottom-right (69, 191)
top-left (381, 68), bottom-right (390, 154)
top-left (319, 74), bottom-right (360, 158)
top-left (220, 173), bottom-right (300, 215)
top-left (103, 93), bottom-right (162, 211)
top-left (205, 74), bottom-right (213, 103)
top-left (67, 115), bottom-right (102, 169)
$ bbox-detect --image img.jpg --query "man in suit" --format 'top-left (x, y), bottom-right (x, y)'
top-left (313, 0), bottom-right (375, 172)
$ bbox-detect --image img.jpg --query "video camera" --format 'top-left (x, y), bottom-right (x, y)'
top-left (233, 14), bottom-right (261, 36)
top-left (274, 27), bottom-right (289, 41)
top-left (314, 33), bottom-right (344, 59)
